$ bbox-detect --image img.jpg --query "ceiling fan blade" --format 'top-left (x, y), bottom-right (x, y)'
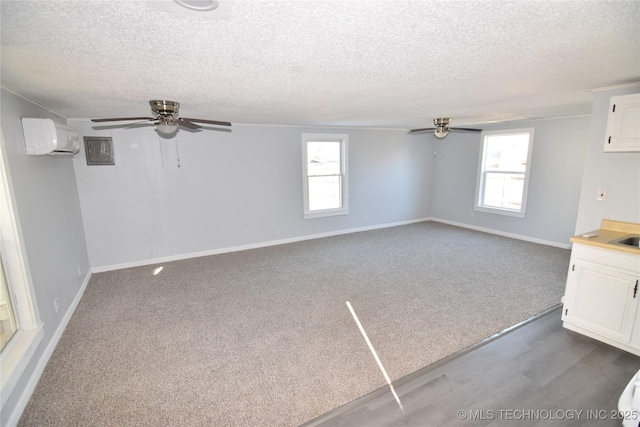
top-left (408, 127), bottom-right (436, 134)
top-left (177, 118), bottom-right (202, 130)
top-left (180, 117), bottom-right (232, 127)
top-left (449, 127), bottom-right (483, 133)
top-left (122, 120), bottom-right (158, 129)
top-left (91, 117), bottom-right (155, 123)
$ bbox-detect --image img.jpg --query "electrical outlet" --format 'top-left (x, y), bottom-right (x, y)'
top-left (363, 214), bottom-right (367, 221)
top-left (243, 229), bottom-right (249, 237)
top-left (77, 265), bottom-right (82, 277)
top-left (54, 298), bottom-right (59, 314)
top-left (597, 188), bottom-right (607, 201)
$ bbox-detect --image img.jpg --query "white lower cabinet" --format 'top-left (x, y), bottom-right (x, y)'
top-left (562, 243), bottom-right (640, 355)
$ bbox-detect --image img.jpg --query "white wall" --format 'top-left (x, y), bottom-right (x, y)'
top-left (429, 116), bottom-right (591, 246)
top-left (0, 89), bottom-right (90, 425)
top-left (71, 112), bottom-right (597, 269)
top-left (69, 122), bottom-right (432, 269)
top-left (574, 84), bottom-right (640, 233)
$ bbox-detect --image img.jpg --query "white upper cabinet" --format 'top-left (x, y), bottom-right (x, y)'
top-left (604, 93), bottom-right (640, 152)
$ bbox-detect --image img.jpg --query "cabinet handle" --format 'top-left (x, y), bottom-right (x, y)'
top-left (634, 280), bottom-right (638, 299)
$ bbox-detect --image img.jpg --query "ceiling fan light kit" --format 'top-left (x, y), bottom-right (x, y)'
top-left (151, 101), bottom-right (180, 135)
top-left (433, 118), bottom-right (450, 139)
top-left (156, 117), bottom-right (179, 135)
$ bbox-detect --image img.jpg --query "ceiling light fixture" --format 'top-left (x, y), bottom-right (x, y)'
top-left (433, 118), bottom-right (450, 139)
top-left (156, 116), bottom-right (179, 135)
top-left (173, 0), bottom-right (219, 11)
top-left (434, 126), bottom-right (449, 139)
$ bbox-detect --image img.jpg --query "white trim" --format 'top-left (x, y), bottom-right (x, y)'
top-left (590, 82), bottom-right (640, 93)
top-left (516, 114), bottom-right (591, 123)
top-left (303, 207), bottom-right (350, 219)
top-left (69, 112), bottom-right (593, 130)
top-left (0, 136), bottom-right (41, 330)
top-left (0, 86), bottom-right (66, 121)
top-left (3, 270), bottom-right (92, 426)
top-left (429, 217), bottom-right (571, 249)
top-left (473, 205), bottom-right (525, 218)
top-left (0, 129), bottom-right (45, 416)
top-left (68, 119), bottom-right (409, 132)
top-left (210, 123), bottom-right (404, 132)
top-left (92, 218), bottom-right (431, 273)
top-left (0, 325), bottom-right (43, 408)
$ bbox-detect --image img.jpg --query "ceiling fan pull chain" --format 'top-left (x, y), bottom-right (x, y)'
top-left (158, 137), bottom-right (164, 168)
top-left (175, 140), bottom-right (181, 168)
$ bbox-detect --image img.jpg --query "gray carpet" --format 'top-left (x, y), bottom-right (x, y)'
top-left (19, 222), bottom-right (570, 426)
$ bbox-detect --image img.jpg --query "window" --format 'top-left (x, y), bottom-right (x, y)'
top-left (301, 134), bottom-right (348, 219)
top-left (475, 128), bottom-right (535, 217)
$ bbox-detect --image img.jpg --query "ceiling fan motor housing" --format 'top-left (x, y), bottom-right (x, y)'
top-left (150, 100), bottom-right (180, 116)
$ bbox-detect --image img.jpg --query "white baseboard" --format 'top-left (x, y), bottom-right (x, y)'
top-left (91, 218), bottom-right (432, 273)
top-left (5, 270), bottom-right (92, 427)
top-left (429, 217), bottom-right (572, 249)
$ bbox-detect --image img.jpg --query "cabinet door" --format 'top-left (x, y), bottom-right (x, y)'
top-left (563, 259), bottom-right (639, 344)
top-left (604, 93), bottom-right (640, 152)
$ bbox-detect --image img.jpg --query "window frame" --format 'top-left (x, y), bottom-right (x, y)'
top-left (474, 128), bottom-right (535, 218)
top-left (0, 131), bottom-right (44, 410)
top-left (301, 133), bottom-right (349, 219)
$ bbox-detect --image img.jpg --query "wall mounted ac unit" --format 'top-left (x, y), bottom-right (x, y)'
top-left (21, 118), bottom-right (80, 156)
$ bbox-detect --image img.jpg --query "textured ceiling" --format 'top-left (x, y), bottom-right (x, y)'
top-left (1, 0), bottom-right (639, 129)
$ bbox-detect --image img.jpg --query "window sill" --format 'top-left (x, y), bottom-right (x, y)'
top-left (304, 208), bottom-right (349, 219)
top-left (474, 206), bottom-right (526, 218)
top-left (1, 324), bottom-right (44, 408)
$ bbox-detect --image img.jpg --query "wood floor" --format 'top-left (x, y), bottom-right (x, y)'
top-left (304, 307), bottom-right (640, 427)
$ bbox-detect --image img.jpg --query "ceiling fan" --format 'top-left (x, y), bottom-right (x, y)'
top-left (408, 118), bottom-right (481, 138)
top-left (91, 100), bottom-right (231, 135)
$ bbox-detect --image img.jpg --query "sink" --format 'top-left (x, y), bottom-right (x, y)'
top-left (609, 234), bottom-right (640, 248)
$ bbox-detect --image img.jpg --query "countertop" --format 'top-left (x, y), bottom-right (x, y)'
top-left (570, 219), bottom-right (640, 255)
